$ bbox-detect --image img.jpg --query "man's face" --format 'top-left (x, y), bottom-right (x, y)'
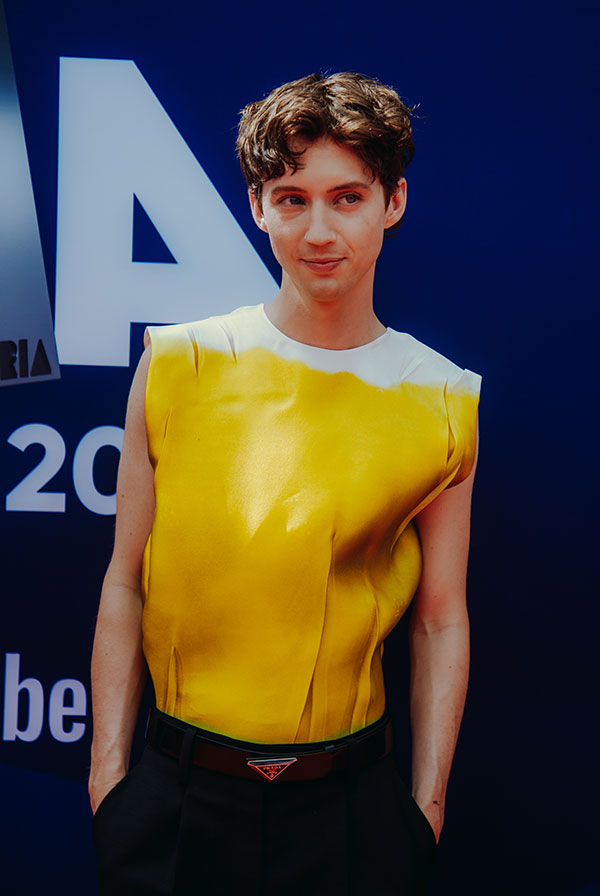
top-left (250, 138), bottom-right (406, 307)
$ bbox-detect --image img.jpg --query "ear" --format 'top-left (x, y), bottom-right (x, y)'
top-left (384, 178), bottom-right (407, 229)
top-left (249, 189), bottom-right (268, 233)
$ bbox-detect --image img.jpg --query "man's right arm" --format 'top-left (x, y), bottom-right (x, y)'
top-left (88, 342), bottom-right (155, 813)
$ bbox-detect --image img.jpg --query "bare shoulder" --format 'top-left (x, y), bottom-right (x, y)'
top-left (126, 341), bottom-right (152, 426)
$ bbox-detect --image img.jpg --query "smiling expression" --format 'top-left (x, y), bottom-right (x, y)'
top-left (250, 138), bottom-right (406, 309)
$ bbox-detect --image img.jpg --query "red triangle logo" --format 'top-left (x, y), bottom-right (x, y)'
top-left (247, 757), bottom-right (298, 781)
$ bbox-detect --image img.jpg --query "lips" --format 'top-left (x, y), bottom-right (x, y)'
top-left (301, 258), bottom-right (345, 273)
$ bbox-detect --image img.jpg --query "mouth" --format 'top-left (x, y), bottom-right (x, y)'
top-left (301, 258), bottom-right (345, 273)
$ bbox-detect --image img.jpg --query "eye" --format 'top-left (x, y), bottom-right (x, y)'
top-left (279, 195), bottom-right (305, 207)
top-left (338, 193), bottom-right (361, 205)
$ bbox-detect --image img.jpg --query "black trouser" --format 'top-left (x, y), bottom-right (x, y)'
top-left (93, 720), bottom-right (436, 895)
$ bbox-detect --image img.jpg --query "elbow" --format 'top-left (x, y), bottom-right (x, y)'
top-left (409, 594), bottom-right (470, 638)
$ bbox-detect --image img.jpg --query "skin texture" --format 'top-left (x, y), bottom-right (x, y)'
top-left (410, 447), bottom-right (477, 840)
top-left (89, 344), bottom-right (152, 813)
top-left (89, 138), bottom-right (476, 846)
top-left (249, 138), bottom-right (406, 349)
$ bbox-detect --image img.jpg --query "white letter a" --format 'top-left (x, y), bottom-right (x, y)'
top-left (55, 58), bottom-right (276, 367)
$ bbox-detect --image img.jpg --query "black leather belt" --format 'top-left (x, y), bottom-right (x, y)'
top-left (146, 707), bottom-right (393, 783)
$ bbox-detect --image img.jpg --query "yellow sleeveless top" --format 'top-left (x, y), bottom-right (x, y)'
top-left (141, 304), bottom-right (481, 743)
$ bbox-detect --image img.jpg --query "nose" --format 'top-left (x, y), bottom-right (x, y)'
top-left (304, 203), bottom-right (336, 246)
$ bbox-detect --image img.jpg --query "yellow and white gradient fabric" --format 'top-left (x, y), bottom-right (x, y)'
top-left (142, 304), bottom-right (481, 744)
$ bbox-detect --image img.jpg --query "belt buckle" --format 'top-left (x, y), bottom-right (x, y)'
top-left (246, 756), bottom-right (298, 781)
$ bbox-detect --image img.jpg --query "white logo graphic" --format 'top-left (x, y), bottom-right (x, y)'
top-left (54, 58), bottom-right (276, 367)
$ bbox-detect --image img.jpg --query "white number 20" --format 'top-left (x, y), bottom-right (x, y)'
top-left (6, 423), bottom-right (123, 515)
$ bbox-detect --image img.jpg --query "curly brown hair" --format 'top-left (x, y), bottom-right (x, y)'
top-left (236, 72), bottom-right (415, 215)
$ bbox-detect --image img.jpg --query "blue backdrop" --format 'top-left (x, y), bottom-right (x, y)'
top-left (1, 0), bottom-right (598, 893)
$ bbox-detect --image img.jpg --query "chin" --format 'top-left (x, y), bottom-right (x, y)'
top-left (304, 283), bottom-right (345, 302)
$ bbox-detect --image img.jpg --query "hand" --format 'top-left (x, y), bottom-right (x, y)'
top-left (415, 797), bottom-right (444, 844)
top-left (88, 768), bottom-right (126, 815)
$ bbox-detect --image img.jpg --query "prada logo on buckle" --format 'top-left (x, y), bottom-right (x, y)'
top-left (246, 757), bottom-right (298, 781)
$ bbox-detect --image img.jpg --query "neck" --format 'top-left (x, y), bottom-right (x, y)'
top-left (264, 280), bottom-right (385, 351)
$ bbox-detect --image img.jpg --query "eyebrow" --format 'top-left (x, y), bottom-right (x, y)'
top-left (269, 180), bottom-right (373, 197)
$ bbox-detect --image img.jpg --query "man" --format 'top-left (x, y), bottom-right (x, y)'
top-left (89, 72), bottom-right (480, 895)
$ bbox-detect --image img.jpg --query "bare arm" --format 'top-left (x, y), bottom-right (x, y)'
top-left (88, 340), bottom-right (155, 813)
top-left (409, 427), bottom-right (479, 841)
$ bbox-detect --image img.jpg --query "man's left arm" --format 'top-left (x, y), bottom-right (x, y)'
top-left (409, 425), bottom-right (479, 842)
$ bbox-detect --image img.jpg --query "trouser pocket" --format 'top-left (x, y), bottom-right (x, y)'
top-left (93, 748), bottom-right (184, 896)
top-left (393, 765), bottom-right (438, 856)
top-left (92, 773), bottom-right (132, 841)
